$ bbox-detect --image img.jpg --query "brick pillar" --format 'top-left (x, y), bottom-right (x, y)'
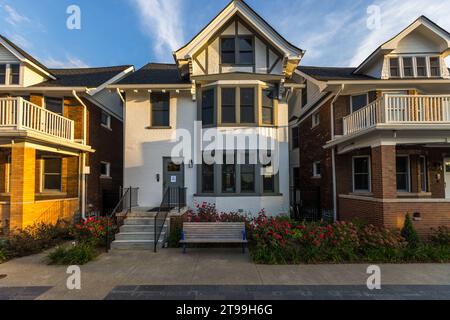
top-left (9, 143), bottom-right (36, 231)
top-left (371, 145), bottom-right (397, 199)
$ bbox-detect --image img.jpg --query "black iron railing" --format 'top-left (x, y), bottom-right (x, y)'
top-left (154, 187), bottom-right (187, 252)
top-left (105, 187), bottom-right (139, 252)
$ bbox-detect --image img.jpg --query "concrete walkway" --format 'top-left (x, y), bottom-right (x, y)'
top-left (0, 248), bottom-right (449, 300)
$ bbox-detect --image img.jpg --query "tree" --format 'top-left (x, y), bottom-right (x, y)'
top-left (401, 214), bottom-right (420, 248)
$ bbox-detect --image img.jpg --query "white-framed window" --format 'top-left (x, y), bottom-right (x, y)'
top-left (389, 57), bottom-right (400, 78)
top-left (416, 57), bottom-right (427, 77)
top-left (350, 93), bottom-right (369, 113)
top-left (312, 111), bottom-right (320, 128)
top-left (389, 56), bottom-right (442, 78)
top-left (0, 63), bottom-right (21, 85)
top-left (100, 162), bottom-right (111, 178)
top-left (313, 161), bottom-right (321, 178)
top-left (402, 57), bottom-right (414, 78)
top-left (101, 110), bottom-right (112, 129)
top-left (429, 57), bottom-right (441, 77)
top-left (352, 156), bottom-right (371, 192)
top-left (44, 97), bottom-right (64, 115)
top-left (42, 157), bottom-right (62, 192)
top-left (396, 155), bottom-right (410, 192)
top-left (419, 155), bottom-right (428, 193)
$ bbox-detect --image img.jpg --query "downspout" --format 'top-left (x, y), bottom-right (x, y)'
top-left (72, 90), bottom-right (88, 220)
top-left (330, 84), bottom-right (344, 222)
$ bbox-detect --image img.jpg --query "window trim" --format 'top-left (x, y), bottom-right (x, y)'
top-left (419, 155), bottom-right (428, 193)
top-left (389, 57), bottom-right (400, 78)
top-left (350, 93), bottom-right (369, 113)
top-left (402, 56), bottom-right (414, 78)
top-left (415, 56), bottom-right (428, 78)
top-left (101, 110), bottom-right (112, 130)
top-left (312, 161), bottom-right (321, 178)
top-left (352, 156), bottom-right (371, 193)
top-left (41, 156), bottom-right (63, 193)
top-left (100, 161), bottom-right (111, 179)
top-left (150, 92), bottom-right (171, 128)
top-left (396, 155), bottom-right (411, 193)
top-left (219, 35), bottom-right (255, 66)
top-left (312, 111), bottom-right (320, 128)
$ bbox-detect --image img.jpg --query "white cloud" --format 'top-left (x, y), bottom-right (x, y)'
top-left (1, 4), bottom-right (30, 26)
top-left (349, 0), bottom-right (450, 66)
top-left (130, 0), bottom-right (184, 60)
top-left (42, 56), bottom-right (90, 68)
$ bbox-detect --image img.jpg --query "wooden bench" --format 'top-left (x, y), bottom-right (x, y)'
top-left (180, 222), bottom-right (248, 254)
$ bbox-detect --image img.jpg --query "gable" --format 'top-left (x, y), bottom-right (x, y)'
top-left (393, 25), bottom-right (448, 54)
top-left (0, 44), bottom-right (19, 63)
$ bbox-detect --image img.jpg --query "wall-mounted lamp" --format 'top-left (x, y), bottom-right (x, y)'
top-left (156, 174), bottom-right (160, 182)
top-left (188, 160), bottom-right (194, 168)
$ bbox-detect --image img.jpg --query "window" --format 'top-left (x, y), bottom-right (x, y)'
top-left (292, 127), bottom-right (299, 149)
top-left (262, 151), bottom-right (275, 193)
top-left (45, 97), bottom-right (64, 114)
top-left (151, 92), bottom-right (170, 127)
top-left (313, 161), bottom-right (321, 178)
top-left (222, 152), bottom-right (236, 193)
top-left (221, 88), bottom-right (236, 124)
top-left (101, 111), bottom-right (111, 129)
top-left (0, 65), bottom-right (6, 85)
top-left (43, 157), bottom-right (62, 192)
top-left (396, 156), bottom-right (410, 192)
top-left (416, 57), bottom-right (427, 77)
top-left (403, 57), bottom-right (414, 77)
top-left (238, 36), bottom-right (254, 65)
top-left (240, 88), bottom-right (255, 123)
top-left (9, 64), bottom-right (20, 85)
top-left (202, 88), bottom-right (215, 126)
top-left (262, 89), bottom-right (274, 125)
top-left (201, 160), bottom-right (215, 193)
top-left (312, 111), bottom-right (320, 127)
top-left (353, 156), bottom-right (371, 192)
top-left (389, 58), bottom-right (400, 77)
top-left (419, 156), bottom-right (428, 193)
top-left (301, 84), bottom-right (308, 108)
top-left (351, 94), bottom-right (368, 113)
top-left (100, 162), bottom-right (111, 178)
top-left (6, 155), bottom-right (11, 193)
top-left (293, 167), bottom-right (300, 190)
top-left (240, 152), bottom-right (255, 193)
top-left (430, 57), bottom-right (440, 77)
top-left (221, 38), bottom-right (235, 64)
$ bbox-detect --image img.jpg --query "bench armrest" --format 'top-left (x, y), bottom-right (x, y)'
top-left (242, 229), bottom-right (247, 241)
top-left (181, 231), bottom-right (185, 241)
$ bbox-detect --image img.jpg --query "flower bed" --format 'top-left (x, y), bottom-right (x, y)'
top-left (249, 214), bottom-right (450, 264)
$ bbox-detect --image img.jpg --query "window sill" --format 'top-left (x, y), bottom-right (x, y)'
top-left (37, 191), bottom-right (67, 196)
top-left (101, 124), bottom-right (112, 131)
top-left (312, 175), bottom-right (321, 179)
top-left (100, 175), bottom-right (112, 180)
top-left (397, 192), bottom-right (432, 198)
top-left (194, 193), bottom-right (282, 197)
top-left (350, 191), bottom-right (373, 197)
top-left (145, 126), bottom-right (172, 130)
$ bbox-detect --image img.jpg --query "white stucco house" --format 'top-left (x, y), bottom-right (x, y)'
top-left (110, 0), bottom-right (305, 216)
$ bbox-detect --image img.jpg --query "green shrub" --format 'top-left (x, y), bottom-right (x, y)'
top-left (0, 247), bottom-right (6, 263)
top-left (168, 216), bottom-right (184, 248)
top-left (401, 214), bottom-right (420, 248)
top-left (48, 243), bottom-right (98, 265)
top-left (72, 217), bottom-right (111, 246)
top-left (429, 226), bottom-right (450, 246)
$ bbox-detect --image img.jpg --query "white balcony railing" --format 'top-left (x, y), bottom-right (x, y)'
top-left (343, 94), bottom-right (450, 136)
top-left (0, 97), bottom-right (74, 142)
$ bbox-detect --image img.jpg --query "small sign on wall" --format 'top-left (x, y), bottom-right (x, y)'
top-left (84, 166), bottom-right (91, 175)
top-left (171, 176), bottom-right (177, 183)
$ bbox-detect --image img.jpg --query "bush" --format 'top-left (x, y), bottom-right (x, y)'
top-left (185, 202), bottom-right (249, 223)
top-left (401, 214), bottom-right (420, 248)
top-left (47, 243), bottom-right (98, 265)
top-left (429, 226), bottom-right (450, 246)
top-left (0, 247), bottom-right (6, 264)
top-left (6, 221), bottom-right (72, 258)
top-left (72, 217), bottom-right (111, 246)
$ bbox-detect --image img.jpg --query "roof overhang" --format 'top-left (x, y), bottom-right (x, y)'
top-left (88, 66), bottom-right (135, 96)
top-left (108, 84), bottom-right (192, 90)
top-left (0, 87), bottom-right (88, 93)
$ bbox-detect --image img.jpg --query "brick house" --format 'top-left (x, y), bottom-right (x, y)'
top-left (0, 34), bottom-right (133, 232)
top-left (292, 16), bottom-right (450, 235)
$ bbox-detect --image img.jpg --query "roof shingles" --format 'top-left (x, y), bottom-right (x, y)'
top-left (298, 66), bottom-right (375, 81)
top-left (117, 63), bottom-right (189, 85)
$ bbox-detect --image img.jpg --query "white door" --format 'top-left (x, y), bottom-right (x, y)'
top-left (445, 158), bottom-right (450, 199)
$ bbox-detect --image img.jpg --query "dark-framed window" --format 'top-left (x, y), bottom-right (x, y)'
top-left (419, 156), bottom-right (428, 192)
top-left (0, 65), bottom-right (6, 85)
top-left (262, 151), bottom-right (275, 193)
top-left (101, 110), bottom-right (111, 129)
top-left (240, 88), bottom-right (255, 123)
top-left (100, 162), bottom-right (111, 177)
top-left (390, 58), bottom-right (400, 78)
top-left (220, 36), bottom-right (254, 65)
top-left (238, 36), bottom-right (254, 65)
top-left (151, 92), bottom-right (170, 127)
top-left (430, 57), bottom-right (441, 77)
top-left (293, 167), bottom-right (300, 190)
top-left (396, 156), bottom-right (410, 192)
top-left (202, 161), bottom-right (215, 193)
top-left (292, 127), bottom-right (299, 149)
top-left (43, 157), bottom-right (62, 191)
top-left (45, 97), bottom-right (64, 114)
top-left (222, 152), bottom-right (236, 193)
top-left (221, 37), bottom-right (236, 64)
top-left (221, 88), bottom-right (236, 124)
top-left (9, 64), bottom-right (20, 85)
top-left (202, 88), bottom-right (215, 126)
top-left (262, 89), bottom-right (274, 125)
top-left (240, 151), bottom-right (255, 193)
top-left (416, 57), bottom-right (427, 77)
top-left (403, 57), bottom-right (413, 77)
top-left (353, 156), bottom-right (370, 192)
top-left (351, 94), bottom-right (368, 113)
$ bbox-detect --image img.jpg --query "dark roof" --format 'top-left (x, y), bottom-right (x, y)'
top-left (298, 66), bottom-right (375, 81)
top-left (0, 34), bottom-right (53, 76)
top-left (35, 65), bottom-right (132, 88)
top-left (117, 63), bottom-right (189, 85)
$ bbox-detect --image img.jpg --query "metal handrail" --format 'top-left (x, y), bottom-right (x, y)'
top-left (105, 187), bottom-right (139, 252)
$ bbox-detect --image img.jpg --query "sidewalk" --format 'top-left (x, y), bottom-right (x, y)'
top-left (0, 248), bottom-right (449, 300)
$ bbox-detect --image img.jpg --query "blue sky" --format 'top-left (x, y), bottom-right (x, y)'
top-left (1, 0), bottom-right (449, 70)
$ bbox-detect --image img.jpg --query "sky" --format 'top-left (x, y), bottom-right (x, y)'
top-left (0, 0), bottom-right (449, 70)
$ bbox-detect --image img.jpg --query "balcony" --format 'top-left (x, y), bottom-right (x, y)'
top-left (343, 94), bottom-right (450, 136)
top-left (0, 97), bottom-right (75, 142)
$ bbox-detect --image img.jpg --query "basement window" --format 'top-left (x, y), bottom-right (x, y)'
top-left (42, 157), bottom-right (62, 192)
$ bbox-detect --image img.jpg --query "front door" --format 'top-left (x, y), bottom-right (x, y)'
top-left (444, 159), bottom-right (450, 199)
top-left (162, 157), bottom-right (185, 206)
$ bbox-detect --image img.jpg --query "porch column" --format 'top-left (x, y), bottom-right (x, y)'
top-left (9, 142), bottom-right (36, 231)
top-left (371, 145), bottom-right (397, 199)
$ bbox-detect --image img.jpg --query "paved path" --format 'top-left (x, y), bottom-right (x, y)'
top-left (0, 248), bottom-right (449, 300)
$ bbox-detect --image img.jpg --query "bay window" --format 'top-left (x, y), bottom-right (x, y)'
top-left (202, 88), bottom-right (215, 126)
top-left (262, 89), bottom-right (274, 125)
top-left (221, 88), bottom-right (236, 124)
top-left (222, 152), bottom-right (236, 193)
top-left (240, 88), bottom-right (255, 123)
top-left (353, 156), bottom-right (371, 192)
top-left (396, 156), bottom-right (410, 192)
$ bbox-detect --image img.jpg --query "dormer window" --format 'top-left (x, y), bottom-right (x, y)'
top-left (389, 58), bottom-right (400, 78)
top-left (402, 57), bottom-right (413, 77)
top-left (9, 64), bottom-right (20, 85)
top-left (430, 57), bottom-right (441, 77)
top-left (416, 57), bottom-right (427, 77)
top-left (220, 36), bottom-right (254, 65)
top-left (0, 65), bottom-right (6, 85)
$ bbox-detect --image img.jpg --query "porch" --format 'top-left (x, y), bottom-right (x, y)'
top-left (336, 144), bottom-right (450, 235)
